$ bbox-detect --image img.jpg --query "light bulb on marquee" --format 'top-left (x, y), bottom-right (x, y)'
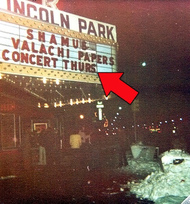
top-left (56, 79), bottom-right (60, 85)
top-left (38, 103), bottom-right (41, 108)
top-left (43, 77), bottom-right (47, 84)
top-left (59, 101), bottom-right (63, 107)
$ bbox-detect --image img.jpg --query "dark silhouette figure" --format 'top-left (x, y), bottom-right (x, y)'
top-left (39, 127), bottom-right (56, 166)
top-left (117, 127), bottom-right (128, 168)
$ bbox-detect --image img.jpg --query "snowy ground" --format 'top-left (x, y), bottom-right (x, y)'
top-left (119, 158), bottom-right (161, 177)
top-left (123, 149), bottom-right (190, 204)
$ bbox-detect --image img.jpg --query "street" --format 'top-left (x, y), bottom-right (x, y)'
top-left (0, 149), bottom-right (155, 204)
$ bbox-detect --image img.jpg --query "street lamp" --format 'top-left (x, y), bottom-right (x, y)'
top-left (141, 62), bottom-right (147, 67)
top-left (79, 114), bottom-right (84, 119)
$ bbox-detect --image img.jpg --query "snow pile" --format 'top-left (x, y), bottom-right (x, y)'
top-left (130, 149), bottom-right (190, 204)
top-left (126, 158), bottom-right (160, 176)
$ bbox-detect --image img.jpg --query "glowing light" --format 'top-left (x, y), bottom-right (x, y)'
top-left (54, 102), bottom-right (57, 108)
top-left (119, 107), bottom-right (122, 110)
top-left (171, 119), bottom-right (174, 122)
top-left (172, 130), bottom-right (176, 134)
top-left (165, 121), bottom-right (168, 123)
top-left (79, 114), bottom-right (84, 119)
top-left (44, 103), bottom-right (49, 108)
top-left (70, 99), bottom-right (73, 106)
top-left (87, 181), bottom-right (91, 184)
top-left (43, 77), bottom-right (47, 84)
top-left (88, 98), bottom-right (91, 103)
top-left (76, 99), bottom-right (79, 105)
top-left (82, 98), bottom-right (85, 104)
top-left (0, 73), bottom-right (2, 79)
top-left (180, 118), bottom-right (183, 121)
top-left (38, 103), bottom-right (41, 108)
top-left (59, 101), bottom-right (63, 107)
top-left (141, 62), bottom-right (147, 67)
top-left (56, 79), bottom-right (59, 85)
top-left (120, 188), bottom-right (124, 192)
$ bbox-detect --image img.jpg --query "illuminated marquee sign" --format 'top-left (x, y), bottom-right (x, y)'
top-left (0, 0), bottom-right (117, 82)
top-left (0, 0), bottom-right (116, 41)
top-left (0, 21), bottom-right (116, 73)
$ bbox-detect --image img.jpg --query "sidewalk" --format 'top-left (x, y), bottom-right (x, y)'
top-left (0, 164), bottom-right (155, 204)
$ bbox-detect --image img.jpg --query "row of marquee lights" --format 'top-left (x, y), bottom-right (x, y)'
top-left (98, 106), bottom-right (184, 136)
top-left (0, 72), bottom-right (109, 108)
top-left (0, 72), bottom-right (65, 85)
top-left (39, 76), bottom-right (99, 108)
top-left (39, 75), bottom-right (109, 107)
top-left (38, 96), bottom-right (109, 108)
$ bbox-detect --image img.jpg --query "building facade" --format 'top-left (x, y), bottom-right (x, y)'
top-left (0, 0), bottom-right (118, 174)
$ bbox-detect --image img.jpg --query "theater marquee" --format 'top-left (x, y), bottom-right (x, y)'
top-left (0, 0), bottom-right (118, 83)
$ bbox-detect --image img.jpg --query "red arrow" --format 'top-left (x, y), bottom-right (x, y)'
top-left (98, 72), bottom-right (138, 104)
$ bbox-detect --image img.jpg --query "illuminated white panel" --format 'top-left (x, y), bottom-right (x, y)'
top-left (97, 44), bottom-right (112, 54)
top-left (0, 20), bottom-right (117, 76)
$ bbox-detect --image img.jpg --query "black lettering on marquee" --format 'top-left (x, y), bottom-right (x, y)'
top-left (98, 24), bottom-right (106, 39)
top-left (50, 10), bottom-right (59, 26)
top-left (107, 26), bottom-right (114, 41)
top-left (60, 14), bottom-right (70, 29)
top-left (13, 0), bottom-right (25, 15)
top-left (11, 38), bottom-right (20, 49)
top-left (39, 7), bottom-right (49, 22)
top-left (27, 4), bottom-right (37, 19)
top-left (27, 29), bottom-right (34, 40)
top-left (88, 22), bottom-right (97, 36)
top-left (78, 18), bottom-right (86, 33)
